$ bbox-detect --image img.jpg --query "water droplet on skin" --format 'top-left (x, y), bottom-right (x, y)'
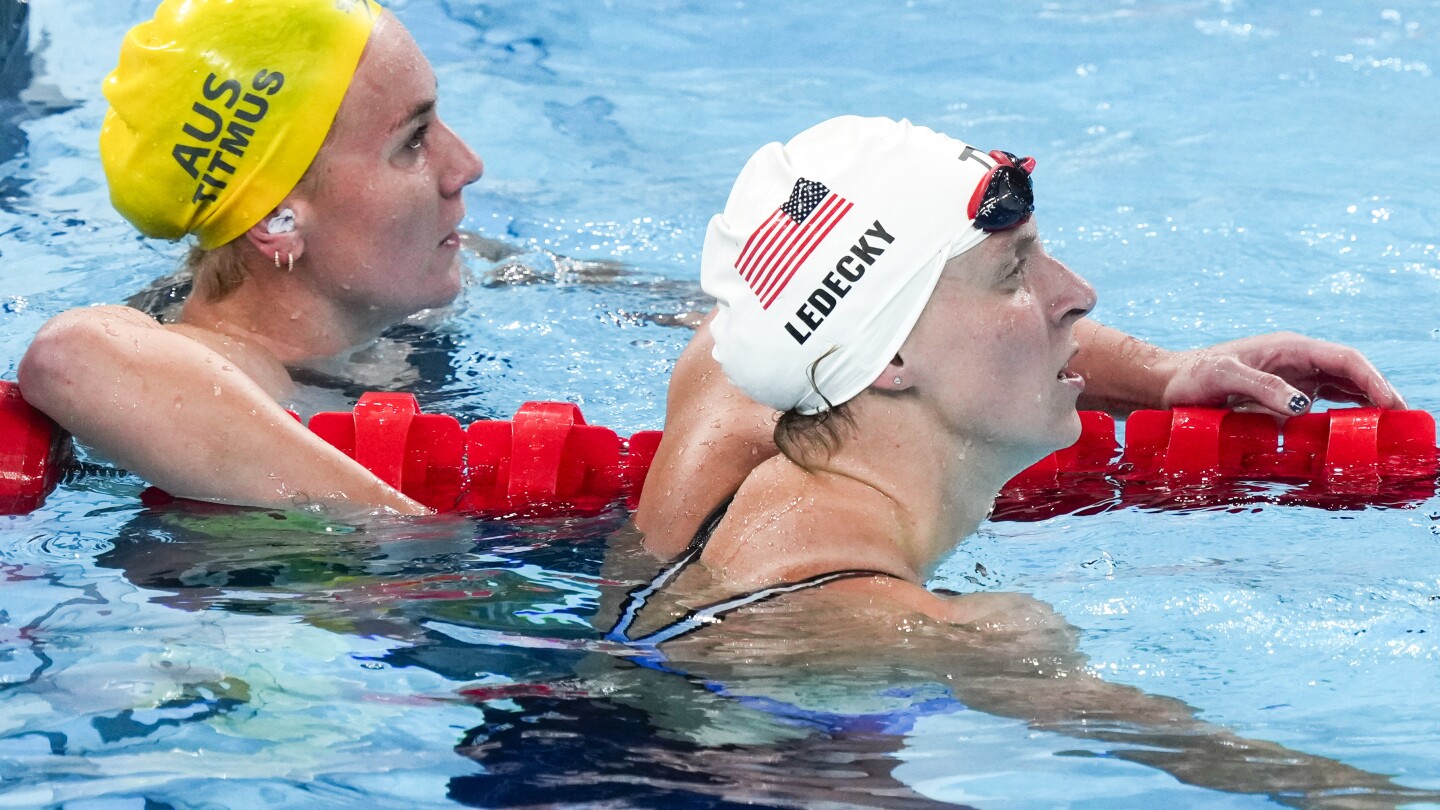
top-left (220, 364), bottom-right (234, 373)
top-left (102, 322), bottom-right (119, 337)
top-left (213, 385), bottom-right (222, 397)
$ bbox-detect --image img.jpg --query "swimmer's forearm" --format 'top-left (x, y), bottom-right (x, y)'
top-left (18, 306), bottom-right (427, 517)
top-left (1073, 322), bottom-right (1404, 418)
top-left (1051, 681), bottom-right (1414, 805)
top-left (1070, 320), bottom-right (1173, 414)
top-left (953, 659), bottom-right (1416, 805)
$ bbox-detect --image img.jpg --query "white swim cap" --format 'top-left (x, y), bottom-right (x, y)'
top-left (702, 116), bottom-right (1004, 414)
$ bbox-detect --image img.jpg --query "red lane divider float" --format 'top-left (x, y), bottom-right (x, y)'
top-left (310, 392), bottom-right (467, 512)
top-left (1122, 407), bottom-right (1439, 484)
top-left (1, 380), bottom-right (1435, 518)
top-left (995, 406), bottom-right (1439, 520)
top-left (0, 382), bottom-right (70, 514)
top-left (311, 394), bottom-right (665, 515)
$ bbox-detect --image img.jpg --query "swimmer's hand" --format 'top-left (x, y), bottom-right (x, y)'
top-left (1156, 332), bottom-right (1406, 418)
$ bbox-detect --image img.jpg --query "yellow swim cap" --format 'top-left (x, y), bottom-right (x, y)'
top-left (100, 0), bottom-right (383, 249)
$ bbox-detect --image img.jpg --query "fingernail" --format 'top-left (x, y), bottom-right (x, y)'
top-left (1288, 394), bottom-right (1311, 414)
top-left (1391, 384), bottom-right (1407, 409)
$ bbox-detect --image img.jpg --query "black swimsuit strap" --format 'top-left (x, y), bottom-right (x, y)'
top-left (606, 494), bottom-right (736, 642)
top-left (622, 567), bottom-right (897, 647)
top-left (607, 493), bottom-right (899, 646)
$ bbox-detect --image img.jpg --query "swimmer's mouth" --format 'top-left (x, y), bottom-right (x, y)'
top-left (1057, 351), bottom-right (1083, 385)
top-left (441, 213), bottom-right (465, 247)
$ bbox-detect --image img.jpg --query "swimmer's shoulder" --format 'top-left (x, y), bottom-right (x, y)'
top-left (666, 310), bottom-right (773, 425)
top-left (22, 304), bottom-right (293, 411)
top-left (120, 267), bottom-right (290, 395)
top-left (635, 310), bottom-right (779, 549)
top-left (165, 320), bottom-right (292, 399)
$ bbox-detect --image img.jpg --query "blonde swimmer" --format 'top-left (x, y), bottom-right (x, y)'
top-left (20, 0), bottom-right (481, 517)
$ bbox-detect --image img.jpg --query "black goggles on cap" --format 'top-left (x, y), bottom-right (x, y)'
top-left (966, 150), bottom-right (1036, 232)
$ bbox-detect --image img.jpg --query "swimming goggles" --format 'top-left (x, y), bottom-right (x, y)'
top-left (967, 150), bottom-right (1036, 232)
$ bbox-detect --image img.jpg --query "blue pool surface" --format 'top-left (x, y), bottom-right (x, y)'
top-left (2, 0), bottom-right (1440, 807)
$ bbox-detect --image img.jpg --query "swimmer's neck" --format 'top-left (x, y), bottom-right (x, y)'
top-left (179, 273), bottom-right (405, 365)
top-left (806, 395), bottom-right (1039, 578)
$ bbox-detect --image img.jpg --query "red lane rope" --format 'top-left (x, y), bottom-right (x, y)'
top-left (2, 382), bottom-right (1436, 517)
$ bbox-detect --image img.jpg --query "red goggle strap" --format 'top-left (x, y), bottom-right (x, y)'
top-left (966, 174), bottom-right (989, 220)
top-left (990, 150), bottom-right (1037, 174)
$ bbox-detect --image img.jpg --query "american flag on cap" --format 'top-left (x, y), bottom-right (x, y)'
top-left (734, 178), bottom-right (853, 309)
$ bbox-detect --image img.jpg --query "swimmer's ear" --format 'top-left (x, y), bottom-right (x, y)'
top-left (244, 201), bottom-right (309, 269)
top-left (873, 354), bottom-right (911, 391)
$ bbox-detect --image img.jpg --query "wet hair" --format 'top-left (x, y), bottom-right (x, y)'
top-left (773, 347), bottom-right (857, 465)
top-left (773, 401), bottom-right (855, 466)
top-left (184, 241), bottom-right (248, 301)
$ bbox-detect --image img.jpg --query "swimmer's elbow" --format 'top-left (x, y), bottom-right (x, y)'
top-left (18, 306), bottom-right (150, 423)
top-left (18, 311), bottom-right (84, 415)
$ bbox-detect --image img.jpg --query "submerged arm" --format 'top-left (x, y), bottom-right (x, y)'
top-left (18, 305), bottom-right (426, 517)
top-left (742, 585), bottom-right (1430, 808)
top-left (920, 591), bottom-right (1425, 808)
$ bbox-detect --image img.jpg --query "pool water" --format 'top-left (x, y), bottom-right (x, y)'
top-left (3, 0), bottom-right (1440, 807)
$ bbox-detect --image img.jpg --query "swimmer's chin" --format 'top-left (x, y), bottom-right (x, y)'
top-left (1001, 411), bottom-right (1084, 474)
top-left (400, 264), bottom-right (467, 324)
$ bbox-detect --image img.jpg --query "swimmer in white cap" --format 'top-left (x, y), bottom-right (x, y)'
top-left (610, 115), bottom-right (1427, 804)
top-left (635, 118), bottom-right (1403, 553)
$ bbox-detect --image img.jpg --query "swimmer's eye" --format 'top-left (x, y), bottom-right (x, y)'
top-left (1003, 259), bottom-right (1025, 283)
top-left (406, 125), bottom-right (430, 151)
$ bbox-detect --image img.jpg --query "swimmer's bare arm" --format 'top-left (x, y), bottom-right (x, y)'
top-left (808, 581), bottom-right (1426, 808)
top-left (18, 305), bottom-right (427, 516)
top-left (633, 310), bottom-right (778, 558)
top-left (945, 599), bottom-right (1417, 807)
top-left (1072, 320), bottom-right (1405, 418)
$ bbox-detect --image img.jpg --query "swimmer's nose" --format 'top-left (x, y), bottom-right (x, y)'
top-left (437, 121), bottom-right (484, 197)
top-left (1048, 258), bottom-right (1097, 324)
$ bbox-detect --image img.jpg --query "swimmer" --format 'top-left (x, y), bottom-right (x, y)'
top-left (615, 117), bottom-right (1426, 804)
top-left (633, 141), bottom-right (1405, 554)
top-left (18, 0), bottom-right (482, 516)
